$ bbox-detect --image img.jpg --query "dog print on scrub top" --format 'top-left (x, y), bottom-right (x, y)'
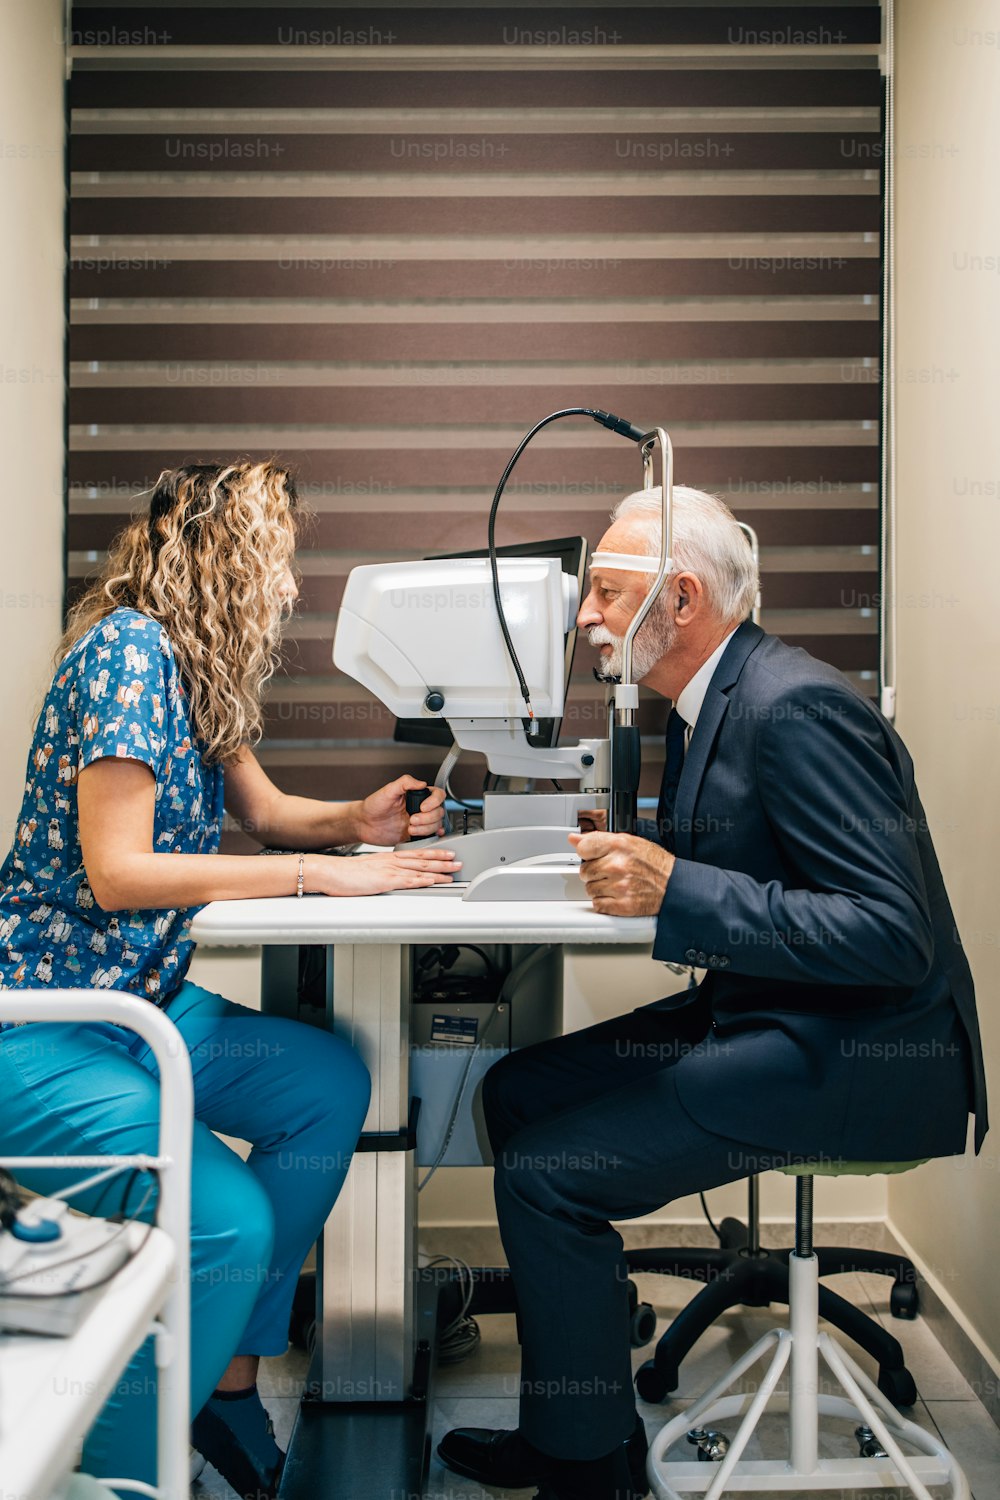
top-left (0, 608), bottom-right (224, 1023)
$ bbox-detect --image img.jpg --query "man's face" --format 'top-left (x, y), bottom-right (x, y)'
top-left (577, 521), bottom-right (677, 681)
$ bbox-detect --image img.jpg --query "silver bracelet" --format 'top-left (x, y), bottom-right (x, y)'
top-left (295, 852), bottom-right (305, 898)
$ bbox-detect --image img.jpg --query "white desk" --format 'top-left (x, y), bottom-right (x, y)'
top-left (190, 892), bottom-right (655, 1498)
top-left (189, 890), bottom-right (656, 948)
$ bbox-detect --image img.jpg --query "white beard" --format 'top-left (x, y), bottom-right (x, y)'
top-left (588, 610), bottom-right (676, 682)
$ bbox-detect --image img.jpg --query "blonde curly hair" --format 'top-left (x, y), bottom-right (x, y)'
top-left (61, 460), bottom-right (299, 765)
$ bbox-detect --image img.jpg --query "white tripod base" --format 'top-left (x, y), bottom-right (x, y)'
top-left (647, 1253), bottom-right (969, 1500)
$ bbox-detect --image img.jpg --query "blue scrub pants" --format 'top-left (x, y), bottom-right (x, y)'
top-left (0, 981), bottom-right (371, 1483)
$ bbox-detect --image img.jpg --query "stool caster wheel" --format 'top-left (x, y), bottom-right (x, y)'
top-left (855, 1424), bottom-right (889, 1459)
top-left (630, 1302), bottom-right (657, 1348)
top-left (877, 1364), bottom-right (918, 1409)
top-left (890, 1279), bottom-right (919, 1319)
top-left (687, 1428), bottom-right (730, 1462)
top-left (636, 1359), bottom-right (678, 1404)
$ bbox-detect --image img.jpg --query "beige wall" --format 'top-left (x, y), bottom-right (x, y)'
top-left (0, 0), bottom-right (66, 848)
top-left (889, 0), bottom-right (1000, 1370)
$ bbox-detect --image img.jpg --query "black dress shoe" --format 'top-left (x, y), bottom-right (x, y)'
top-left (531, 1437), bottom-right (648, 1500)
top-left (438, 1418), bottom-right (648, 1497)
top-left (437, 1426), bottom-right (542, 1488)
top-left (531, 1417), bottom-right (649, 1500)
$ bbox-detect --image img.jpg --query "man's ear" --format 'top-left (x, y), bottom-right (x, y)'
top-left (673, 571), bottom-right (702, 620)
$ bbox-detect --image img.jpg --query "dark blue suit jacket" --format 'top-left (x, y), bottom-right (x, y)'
top-left (645, 621), bottom-right (987, 1161)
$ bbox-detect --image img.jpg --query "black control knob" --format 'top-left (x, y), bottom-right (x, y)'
top-left (424, 690), bottom-right (445, 712)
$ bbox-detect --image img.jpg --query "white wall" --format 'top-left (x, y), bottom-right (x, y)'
top-left (888, 0), bottom-right (1000, 1370)
top-left (0, 0), bottom-right (66, 848)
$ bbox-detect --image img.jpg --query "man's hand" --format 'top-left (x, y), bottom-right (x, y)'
top-left (356, 777), bottom-right (446, 846)
top-left (568, 829), bottom-right (675, 916)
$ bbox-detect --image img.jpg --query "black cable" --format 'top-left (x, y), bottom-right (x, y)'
top-left (0, 1169), bottom-right (19, 1231)
top-left (700, 1191), bottom-right (722, 1243)
top-left (415, 943), bottom-right (495, 981)
top-left (107, 1166), bottom-right (148, 1222)
top-left (86, 1160), bottom-right (146, 1222)
top-left (452, 944), bottom-right (497, 976)
top-left (487, 407), bottom-right (591, 724)
top-left (445, 780), bottom-right (481, 813)
top-left (487, 407), bottom-right (646, 729)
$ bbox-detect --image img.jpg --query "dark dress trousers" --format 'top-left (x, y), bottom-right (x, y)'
top-left (481, 621), bottom-right (987, 1463)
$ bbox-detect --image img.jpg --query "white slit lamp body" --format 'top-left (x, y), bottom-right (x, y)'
top-left (333, 556), bottom-right (606, 900)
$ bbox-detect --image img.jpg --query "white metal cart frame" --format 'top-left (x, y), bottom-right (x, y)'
top-left (0, 989), bottom-right (193, 1500)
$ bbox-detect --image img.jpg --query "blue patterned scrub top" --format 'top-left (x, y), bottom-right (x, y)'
top-left (0, 607), bottom-right (224, 1023)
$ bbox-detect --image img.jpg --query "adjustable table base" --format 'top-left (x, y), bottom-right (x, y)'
top-left (279, 1271), bottom-right (441, 1500)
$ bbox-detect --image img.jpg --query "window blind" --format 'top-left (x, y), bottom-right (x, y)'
top-left (68, 1), bottom-right (884, 822)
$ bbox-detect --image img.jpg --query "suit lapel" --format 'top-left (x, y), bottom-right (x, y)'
top-left (670, 620), bottom-right (763, 862)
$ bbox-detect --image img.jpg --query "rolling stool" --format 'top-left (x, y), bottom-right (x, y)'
top-left (645, 1162), bottom-right (970, 1499)
top-left (630, 1171), bottom-right (921, 1409)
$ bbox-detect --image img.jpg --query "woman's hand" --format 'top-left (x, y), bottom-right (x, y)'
top-left (309, 846), bottom-right (461, 896)
top-left (576, 807), bottom-right (608, 834)
top-left (355, 776), bottom-right (446, 846)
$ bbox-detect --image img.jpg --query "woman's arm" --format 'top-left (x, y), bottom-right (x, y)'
top-left (223, 747), bottom-right (446, 848)
top-left (224, 747), bottom-right (360, 848)
top-left (78, 759), bottom-right (459, 911)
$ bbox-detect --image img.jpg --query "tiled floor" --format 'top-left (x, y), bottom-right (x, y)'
top-left (194, 1231), bottom-right (1000, 1500)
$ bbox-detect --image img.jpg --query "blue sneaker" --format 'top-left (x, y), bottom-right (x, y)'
top-left (191, 1385), bottom-right (284, 1500)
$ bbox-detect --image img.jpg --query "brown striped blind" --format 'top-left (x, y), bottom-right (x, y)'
top-left (67, 2), bottom-right (884, 829)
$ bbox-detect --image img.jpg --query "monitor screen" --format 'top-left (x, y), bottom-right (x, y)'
top-left (392, 535), bottom-right (589, 752)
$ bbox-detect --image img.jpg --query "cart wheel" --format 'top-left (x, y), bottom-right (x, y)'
top-left (890, 1279), bottom-right (919, 1320)
top-left (877, 1365), bottom-right (918, 1409)
top-left (629, 1302), bottom-right (657, 1348)
top-left (635, 1359), bottom-right (677, 1404)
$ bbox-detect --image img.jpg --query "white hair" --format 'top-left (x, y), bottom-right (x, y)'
top-left (610, 485), bottom-right (759, 626)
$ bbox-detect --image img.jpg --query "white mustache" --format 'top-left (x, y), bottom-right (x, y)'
top-left (587, 626), bottom-right (618, 648)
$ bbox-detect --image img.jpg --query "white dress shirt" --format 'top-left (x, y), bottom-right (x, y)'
top-left (674, 627), bottom-right (739, 750)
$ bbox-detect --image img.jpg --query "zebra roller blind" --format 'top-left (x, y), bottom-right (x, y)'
top-left (68, 2), bottom-right (884, 824)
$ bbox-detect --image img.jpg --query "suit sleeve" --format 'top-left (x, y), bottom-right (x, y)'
top-left (653, 684), bottom-right (935, 986)
top-left (634, 816), bottom-right (661, 844)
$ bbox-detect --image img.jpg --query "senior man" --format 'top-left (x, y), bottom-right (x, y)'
top-left (438, 485), bottom-right (987, 1500)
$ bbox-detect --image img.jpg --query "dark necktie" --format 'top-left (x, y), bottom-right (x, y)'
top-left (655, 707), bottom-right (689, 851)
